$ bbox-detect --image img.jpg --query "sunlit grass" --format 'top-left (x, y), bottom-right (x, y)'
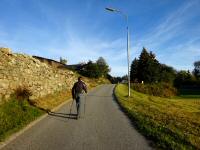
top-left (34, 90), bottom-right (72, 111)
top-left (115, 84), bottom-right (200, 150)
top-left (0, 98), bottom-right (44, 142)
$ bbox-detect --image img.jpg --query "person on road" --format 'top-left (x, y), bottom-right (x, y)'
top-left (72, 77), bottom-right (87, 119)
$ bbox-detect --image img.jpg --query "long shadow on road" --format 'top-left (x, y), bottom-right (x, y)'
top-left (48, 111), bottom-right (77, 120)
top-left (47, 94), bottom-right (112, 121)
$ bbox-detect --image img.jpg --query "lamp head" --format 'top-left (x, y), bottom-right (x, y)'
top-left (105, 7), bottom-right (116, 12)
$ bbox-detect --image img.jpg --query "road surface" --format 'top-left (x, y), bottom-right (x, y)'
top-left (1, 84), bottom-right (153, 150)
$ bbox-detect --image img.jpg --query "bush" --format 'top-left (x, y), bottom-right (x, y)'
top-left (12, 86), bottom-right (32, 110)
top-left (131, 83), bottom-right (177, 98)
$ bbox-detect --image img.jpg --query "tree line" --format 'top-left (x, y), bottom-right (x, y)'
top-left (71, 47), bottom-right (200, 90)
top-left (130, 47), bottom-right (200, 88)
top-left (78, 57), bottom-right (110, 78)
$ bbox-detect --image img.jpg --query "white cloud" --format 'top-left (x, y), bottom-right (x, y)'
top-left (138, 1), bottom-right (198, 47)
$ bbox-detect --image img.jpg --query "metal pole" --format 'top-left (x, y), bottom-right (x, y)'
top-left (125, 15), bottom-right (130, 97)
top-left (105, 7), bottom-right (131, 97)
top-left (127, 26), bottom-right (131, 97)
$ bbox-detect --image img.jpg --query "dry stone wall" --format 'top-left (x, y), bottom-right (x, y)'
top-left (0, 47), bottom-right (76, 102)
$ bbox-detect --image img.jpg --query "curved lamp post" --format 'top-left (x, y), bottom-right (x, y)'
top-left (105, 7), bottom-right (131, 97)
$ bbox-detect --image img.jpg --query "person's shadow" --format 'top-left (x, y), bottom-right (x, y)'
top-left (48, 111), bottom-right (77, 120)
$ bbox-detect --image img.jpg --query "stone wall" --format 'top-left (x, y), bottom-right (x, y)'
top-left (33, 55), bottom-right (85, 71)
top-left (32, 56), bottom-right (66, 69)
top-left (0, 47), bottom-right (77, 102)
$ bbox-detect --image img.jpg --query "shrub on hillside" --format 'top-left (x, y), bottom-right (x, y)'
top-left (14, 86), bottom-right (32, 100)
top-left (131, 83), bottom-right (177, 98)
top-left (12, 86), bottom-right (32, 110)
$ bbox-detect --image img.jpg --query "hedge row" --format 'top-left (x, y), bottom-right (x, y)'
top-left (131, 83), bottom-right (177, 98)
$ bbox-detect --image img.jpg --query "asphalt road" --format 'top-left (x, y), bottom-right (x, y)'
top-left (1, 84), bottom-right (153, 150)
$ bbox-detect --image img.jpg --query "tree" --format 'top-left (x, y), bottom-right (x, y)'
top-left (96, 57), bottom-right (110, 77)
top-left (147, 51), bottom-right (160, 82)
top-left (193, 61), bottom-right (200, 79)
top-left (122, 75), bottom-right (128, 81)
top-left (107, 74), bottom-right (122, 84)
top-left (60, 57), bottom-right (67, 64)
top-left (130, 47), bottom-right (178, 84)
top-left (96, 57), bottom-right (107, 66)
top-left (78, 57), bottom-right (110, 78)
top-left (159, 64), bottom-right (176, 83)
top-left (137, 48), bottom-right (160, 83)
top-left (130, 58), bottom-right (138, 82)
top-left (80, 61), bottom-right (101, 78)
top-left (174, 70), bottom-right (192, 88)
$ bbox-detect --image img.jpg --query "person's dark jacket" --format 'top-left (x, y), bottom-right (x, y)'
top-left (72, 81), bottom-right (87, 99)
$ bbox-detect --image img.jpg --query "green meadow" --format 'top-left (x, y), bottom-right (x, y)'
top-left (115, 84), bottom-right (200, 150)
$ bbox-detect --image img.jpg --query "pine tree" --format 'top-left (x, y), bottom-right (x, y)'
top-left (59, 57), bottom-right (67, 64)
top-left (130, 58), bottom-right (138, 82)
top-left (137, 48), bottom-right (160, 83)
top-left (130, 47), bottom-right (178, 84)
top-left (159, 64), bottom-right (176, 83)
top-left (193, 61), bottom-right (200, 80)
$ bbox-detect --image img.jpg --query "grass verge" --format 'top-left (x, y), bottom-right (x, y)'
top-left (0, 98), bottom-right (44, 142)
top-left (115, 84), bottom-right (200, 150)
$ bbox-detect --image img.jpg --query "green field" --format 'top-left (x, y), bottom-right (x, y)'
top-left (115, 84), bottom-right (200, 150)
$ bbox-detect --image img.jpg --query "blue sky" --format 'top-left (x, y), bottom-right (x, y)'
top-left (0, 0), bottom-right (200, 76)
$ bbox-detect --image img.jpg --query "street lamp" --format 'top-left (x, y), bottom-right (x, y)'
top-left (105, 7), bottom-right (131, 97)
